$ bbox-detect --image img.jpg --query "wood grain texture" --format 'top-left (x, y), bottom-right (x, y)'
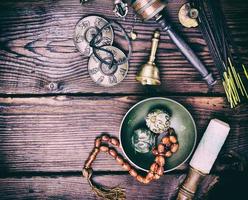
top-left (0, 0), bottom-right (247, 94)
top-left (0, 174), bottom-right (219, 200)
top-left (0, 96), bottom-right (247, 173)
top-left (0, 0), bottom-right (247, 199)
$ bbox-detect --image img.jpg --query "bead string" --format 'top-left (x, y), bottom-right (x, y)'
top-left (82, 128), bottom-right (179, 199)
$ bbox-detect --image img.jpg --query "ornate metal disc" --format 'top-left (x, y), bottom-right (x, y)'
top-left (88, 46), bottom-right (128, 87)
top-left (178, 3), bottom-right (198, 28)
top-left (74, 15), bottom-right (114, 56)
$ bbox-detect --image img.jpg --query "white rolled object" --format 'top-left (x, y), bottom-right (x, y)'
top-left (190, 119), bottom-right (230, 174)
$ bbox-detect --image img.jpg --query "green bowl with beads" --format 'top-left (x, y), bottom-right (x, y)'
top-left (119, 97), bottom-right (197, 172)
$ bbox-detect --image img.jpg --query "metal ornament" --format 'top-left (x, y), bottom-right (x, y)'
top-left (131, 128), bottom-right (155, 154)
top-left (113, 0), bottom-right (129, 18)
top-left (88, 46), bottom-right (128, 87)
top-left (178, 3), bottom-right (199, 28)
top-left (74, 15), bottom-right (114, 56)
top-left (145, 109), bottom-right (170, 134)
top-left (132, 0), bottom-right (166, 21)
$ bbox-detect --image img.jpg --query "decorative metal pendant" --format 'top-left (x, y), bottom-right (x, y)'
top-left (113, 0), bottom-right (129, 18)
top-left (178, 3), bottom-right (199, 28)
top-left (145, 109), bottom-right (170, 134)
top-left (74, 15), bottom-right (114, 56)
top-left (88, 46), bottom-right (128, 87)
top-left (131, 128), bottom-right (156, 154)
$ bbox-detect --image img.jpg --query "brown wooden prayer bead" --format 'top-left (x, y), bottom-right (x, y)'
top-left (169, 135), bottom-right (177, 144)
top-left (157, 152), bottom-right (165, 156)
top-left (116, 155), bottom-right (124, 165)
top-left (84, 161), bottom-right (91, 169)
top-left (161, 136), bottom-right (170, 145)
top-left (100, 145), bottom-right (109, 152)
top-left (153, 174), bottom-right (160, 180)
top-left (143, 178), bottom-right (150, 184)
top-left (158, 144), bottom-right (165, 153)
top-left (82, 168), bottom-right (88, 178)
top-left (157, 166), bottom-right (164, 176)
top-left (146, 172), bottom-right (155, 181)
top-left (108, 148), bottom-right (117, 158)
top-left (89, 153), bottom-right (97, 161)
top-left (136, 175), bottom-right (144, 183)
top-left (122, 162), bottom-right (131, 171)
top-left (85, 155), bottom-right (95, 168)
top-left (129, 169), bottom-right (138, 178)
top-left (110, 138), bottom-right (120, 146)
top-left (82, 167), bottom-right (92, 178)
top-left (165, 151), bottom-right (172, 158)
top-left (150, 163), bottom-right (159, 172)
top-left (92, 147), bottom-right (100, 156)
top-left (152, 148), bottom-right (159, 156)
top-left (101, 135), bottom-right (110, 142)
top-left (171, 143), bottom-right (179, 153)
top-left (155, 155), bottom-right (165, 166)
top-left (95, 138), bottom-right (101, 148)
top-left (86, 151), bottom-right (98, 166)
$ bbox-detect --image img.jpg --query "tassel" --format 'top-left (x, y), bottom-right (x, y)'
top-left (83, 167), bottom-right (126, 200)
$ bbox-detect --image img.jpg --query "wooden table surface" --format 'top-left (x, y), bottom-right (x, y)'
top-left (0, 0), bottom-right (247, 199)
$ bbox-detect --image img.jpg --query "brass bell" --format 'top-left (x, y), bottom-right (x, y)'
top-left (136, 30), bottom-right (161, 85)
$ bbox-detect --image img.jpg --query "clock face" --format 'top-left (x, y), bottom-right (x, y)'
top-left (74, 15), bottom-right (114, 56)
top-left (88, 46), bottom-right (129, 87)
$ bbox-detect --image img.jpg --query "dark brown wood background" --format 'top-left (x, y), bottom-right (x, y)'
top-left (0, 0), bottom-right (247, 199)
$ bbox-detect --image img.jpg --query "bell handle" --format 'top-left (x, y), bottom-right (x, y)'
top-left (149, 30), bottom-right (160, 64)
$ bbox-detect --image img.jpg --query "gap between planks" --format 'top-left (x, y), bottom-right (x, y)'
top-left (0, 173), bottom-right (219, 200)
top-left (0, 95), bottom-right (247, 174)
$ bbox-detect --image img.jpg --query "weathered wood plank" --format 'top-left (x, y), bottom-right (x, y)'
top-left (0, 0), bottom-right (247, 94)
top-left (0, 174), bottom-right (219, 200)
top-left (0, 96), bottom-right (247, 173)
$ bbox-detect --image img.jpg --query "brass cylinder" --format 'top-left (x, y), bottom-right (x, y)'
top-left (176, 167), bottom-right (206, 200)
top-left (149, 30), bottom-right (160, 64)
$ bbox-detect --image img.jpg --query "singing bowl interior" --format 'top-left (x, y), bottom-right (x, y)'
top-left (120, 97), bottom-right (197, 172)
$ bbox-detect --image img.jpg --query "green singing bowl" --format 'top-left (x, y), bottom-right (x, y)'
top-left (119, 97), bottom-right (197, 172)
